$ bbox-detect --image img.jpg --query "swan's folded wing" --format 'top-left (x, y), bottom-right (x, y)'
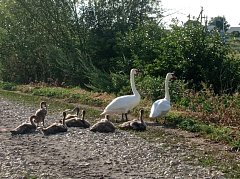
top-left (149, 99), bottom-right (171, 118)
top-left (103, 95), bottom-right (139, 113)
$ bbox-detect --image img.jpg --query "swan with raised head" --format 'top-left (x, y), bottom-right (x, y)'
top-left (10, 115), bottom-right (37, 135)
top-left (149, 73), bottom-right (176, 121)
top-left (90, 115), bottom-right (115, 133)
top-left (41, 112), bottom-right (67, 135)
top-left (119, 109), bottom-right (146, 131)
top-left (34, 101), bottom-right (47, 127)
top-left (65, 110), bottom-right (90, 128)
top-left (101, 68), bottom-right (141, 121)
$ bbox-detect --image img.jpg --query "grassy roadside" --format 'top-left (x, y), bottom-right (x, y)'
top-left (2, 82), bottom-right (239, 148)
top-left (0, 89), bottom-right (101, 121)
top-left (0, 82), bottom-right (240, 178)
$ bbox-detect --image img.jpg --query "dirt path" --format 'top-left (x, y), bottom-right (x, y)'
top-left (0, 97), bottom-right (225, 179)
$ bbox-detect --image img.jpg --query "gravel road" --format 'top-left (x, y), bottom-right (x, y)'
top-left (0, 97), bottom-right (225, 179)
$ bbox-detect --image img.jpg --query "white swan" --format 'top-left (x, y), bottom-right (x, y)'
top-left (149, 73), bottom-right (176, 121)
top-left (101, 68), bottom-right (141, 121)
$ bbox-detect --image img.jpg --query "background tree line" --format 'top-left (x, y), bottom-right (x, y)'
top-left (0, 0), bottom-right (239, 96)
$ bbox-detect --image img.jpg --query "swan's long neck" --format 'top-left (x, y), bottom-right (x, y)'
top-left (164, 77), bottom-right (170, 102)
top-left (62, 112), bottom-right (66, 126)
top-left (82, 110), bottom-right (85, 121)
top-left (41, 102), bottom-right (45, 108)
top-left (41, 102), bottom-right (47, 111)
top-left (140, 110), bottom-right (144, 124)
top-left (74, 107), bottom-right (80, 117)
top-left (105, 115), bottom-right (110, 121)
top-left (130, 71), bottom-right (140, 97)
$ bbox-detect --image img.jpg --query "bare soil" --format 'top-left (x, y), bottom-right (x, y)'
top-left (0, 97), bottom-right (228, 179)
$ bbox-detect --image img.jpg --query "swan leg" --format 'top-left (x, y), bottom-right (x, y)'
top-left (115, 114), bottom-right (125, 123)
top-left (121, 113), bottom-right (125, 121)
top-left (117, 113), bottom-right (128, 122)
top-left (125, 113), bottom-right (128, 121)
top-left (163, 116), bottom-right (167, 125)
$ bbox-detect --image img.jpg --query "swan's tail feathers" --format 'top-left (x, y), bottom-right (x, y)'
top-left (149, 111), bottom-right (158, 118)
top-left (149, 109), bottom-right (155, 118)
top-left (149, 103), bottom-right (158, 118)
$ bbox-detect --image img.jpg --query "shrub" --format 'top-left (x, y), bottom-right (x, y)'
top-left (174, 84), bottom-right (240, 127)
top-left (31, 87), bottom-right (70, 98)
top-left (0, 81), bottom-right (16, 91)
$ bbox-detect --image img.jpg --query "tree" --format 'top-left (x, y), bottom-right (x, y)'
top-left (0, 0), bottom-right (164, 88)
top-left (84, 0), bottom-right (163, 71)
top-left (156, 21), bottom-right (238, 93)
top-left (0, 0), bottom-right (91, 85)
top-left (208, 16), bottom-right (230, 32)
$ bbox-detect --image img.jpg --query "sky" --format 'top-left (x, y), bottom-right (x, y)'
top-left (161, 0), bottom-right (240, 27)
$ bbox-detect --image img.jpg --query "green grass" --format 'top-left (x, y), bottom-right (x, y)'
top-left (198, 155), bottom-right (215, 167)
top-left (32, 87), bottom-right (70, 98)
top-left (17, 170), bottom-right (39, 179)
top-left (198, 150), bottom-right (240, 179)
top-left (0, 81), bottom-right (17, 90)
top-left (23, 173), bottom-right (37, 179)
top-left (0, 89), bottom-right (101, 119)
top-left (164, 113), bottom-right (240, 148)
top-left (17, 86), bottom-right (106, 107)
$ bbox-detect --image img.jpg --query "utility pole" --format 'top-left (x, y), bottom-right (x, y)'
top-left (197, 6), bottom-right (204, 23)
top-left (221, 16), bottom-right (225, 43)
top-left (222, 16), bottom-right (225, 33)
top-left (204, 16), bottom-right (208, 32)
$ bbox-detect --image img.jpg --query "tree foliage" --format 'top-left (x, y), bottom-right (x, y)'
top-left (0, 0), bottom-right (239, 95)
top-left (208, 16), bottom-right (230, 32)
top-left (115, 19), bottom-right (239, 93)
top-left (0, 0), bottom-right (90, 84)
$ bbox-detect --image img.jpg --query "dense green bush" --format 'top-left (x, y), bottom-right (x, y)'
top-left (0, 81), bottom-right (16, 91)
top-left (116, 19), bottom-right (240, 94)
top-left (0, 0), bottom-right (240, 96)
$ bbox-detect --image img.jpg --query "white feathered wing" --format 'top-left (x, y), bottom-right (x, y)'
top-left (101, 95), bottom-right (140, 114)
top-left (149, 98), bottom-right (170, 118)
